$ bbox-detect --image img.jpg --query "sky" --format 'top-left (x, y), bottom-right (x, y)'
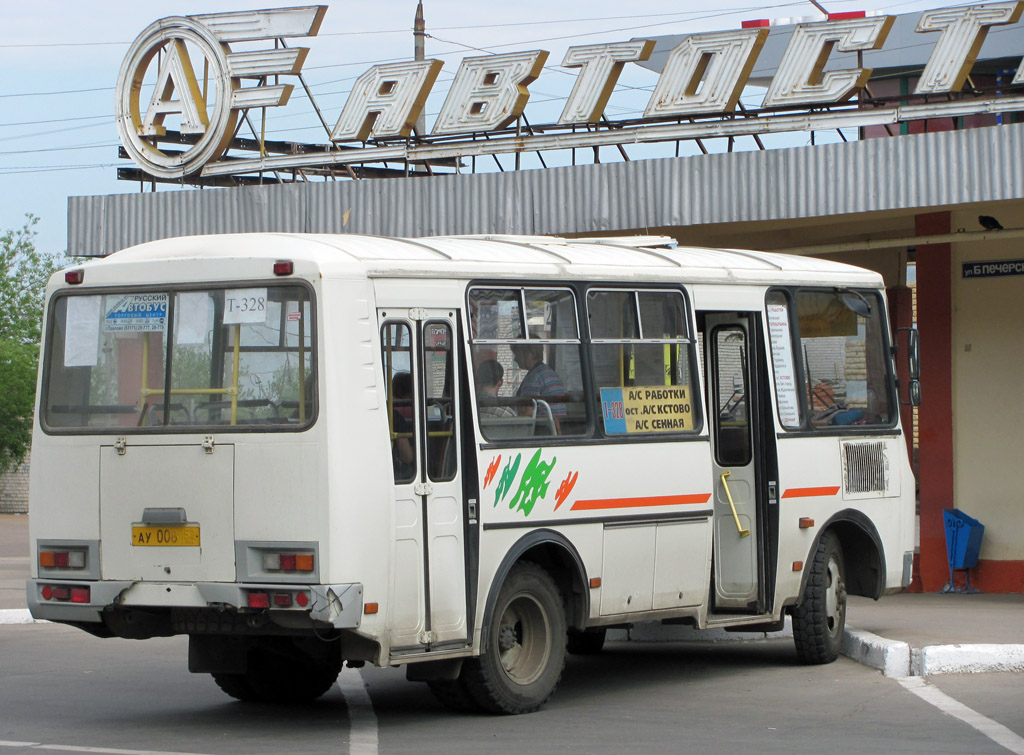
top-left (0, 0), bottom-right (966, 258)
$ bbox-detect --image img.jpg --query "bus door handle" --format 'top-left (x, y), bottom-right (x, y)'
top-left (720, 471), bottom-right (751, 538)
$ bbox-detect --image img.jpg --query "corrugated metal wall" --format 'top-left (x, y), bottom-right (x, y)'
top-left (68, 121), bottom-right (1024, 256)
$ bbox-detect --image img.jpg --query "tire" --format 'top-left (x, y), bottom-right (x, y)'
top-left (462, 561), bottom-right (567, 714)
top-left (212, 672), bottom-right (261, 702)
top-left (792, 531), bottom-right (847, 664)
top-left (567, 627), bottom-right (606, 655)
top-left (212, 639), bottom-right (342, 703)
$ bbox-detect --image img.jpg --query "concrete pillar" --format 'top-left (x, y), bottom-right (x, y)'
top-left (914, 211), bottom-right (954, 592)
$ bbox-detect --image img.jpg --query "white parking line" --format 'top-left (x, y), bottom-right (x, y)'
top-left (337, 666), bottom-right (379, 755)
top-left (899, 676), bottom-right (1024, 755)
top-left (0, 742), bottom-right (212, 755)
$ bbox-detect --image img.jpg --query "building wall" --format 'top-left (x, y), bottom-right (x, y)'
top-left (0, 453), bottom-right (30, 514)
top-left (951, 207), bottom-right (1024, 564)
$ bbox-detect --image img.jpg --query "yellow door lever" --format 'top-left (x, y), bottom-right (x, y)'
top-left (720, 470), bottom-right (751, 538)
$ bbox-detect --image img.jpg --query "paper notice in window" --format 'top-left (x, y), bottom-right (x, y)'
top-left (176, 292), bottom-right (208, 345)
top-left (767, 303), bottom-right (801, 427)
top-left (64, 296), bottom-right (101, 367)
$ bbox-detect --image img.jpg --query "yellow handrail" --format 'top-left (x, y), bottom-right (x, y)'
top-left (230, 325), bottom-right (241, 425)
top-left (720, 470), bottom-right (751, 538)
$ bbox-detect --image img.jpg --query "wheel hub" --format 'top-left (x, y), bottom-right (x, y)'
top-left (498, 623), bottom-right (518, 654)
top-left (825, 557), bottom-right (846, 633)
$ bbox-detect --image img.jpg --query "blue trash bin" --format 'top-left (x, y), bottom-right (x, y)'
top-left (942, 509), bottom-right (984, 592)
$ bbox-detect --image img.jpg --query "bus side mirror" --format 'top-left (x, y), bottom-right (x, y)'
top-left (906, 328), bottom-right (920, 380)
top-left (897, 327), bottom-right (920, 379)
top-left (896, 328), bottom-right (921, 406)
top-left (908, 379), bottom-right (921, 407)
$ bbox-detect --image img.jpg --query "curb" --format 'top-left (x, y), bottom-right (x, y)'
top-left (915, 643), bottom-right (1024, 675)
top-left (842, 626), bottom-right (910, 677)
top-left (0, 608), bottom-right (46, 625)
top-left (841, 625), bottom-right (1024, 677)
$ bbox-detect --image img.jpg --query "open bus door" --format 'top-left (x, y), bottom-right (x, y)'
top-left (702, 312), bottom-right (778, 614)
top-left (380, 310), bottom-right (469, 654)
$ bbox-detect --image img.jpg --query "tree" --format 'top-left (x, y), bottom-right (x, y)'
top-left (0, 216), bottom-right (63, 473)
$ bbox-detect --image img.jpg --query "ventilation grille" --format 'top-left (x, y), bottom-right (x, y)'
top-left (843, 441), bottom-right (888, 494)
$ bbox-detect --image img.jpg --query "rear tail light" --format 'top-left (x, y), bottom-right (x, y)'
top-left (40, 584), bottom-right (89, 603)
top-left (246, 589), bottom-right (309, 610)
top-left (39, 549), bottom-right (87, 570)
top-left (262, 551), bottom-right (315, 573)
top-left (273, 592), bottom-right (293, 608)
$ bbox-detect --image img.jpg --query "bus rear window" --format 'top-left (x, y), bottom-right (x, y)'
top-left (43, 285), bottom-right (314, 431)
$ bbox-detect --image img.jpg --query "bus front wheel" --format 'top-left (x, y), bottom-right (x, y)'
top-left (792, 531), bottom-right (847, 664)
top-left (463, 561), bottom-right (567, 714)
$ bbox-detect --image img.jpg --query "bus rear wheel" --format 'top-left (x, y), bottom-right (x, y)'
top-left (462, 561), bottom-right (566, 714)
top-left (792, 531), bottom-right (847, 664)
top-left (212, 638), bottom-right (342, 703)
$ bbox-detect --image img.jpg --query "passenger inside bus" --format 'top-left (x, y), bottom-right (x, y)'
top-left (476, 360), bottom-right (516, 418)
top-left (511, 343), bottom-right (565, 434)
top-left (390, 371), bottom-right (416, 481)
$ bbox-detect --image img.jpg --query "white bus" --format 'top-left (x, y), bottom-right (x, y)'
top-left (28, 233), bottom-right (918, 714)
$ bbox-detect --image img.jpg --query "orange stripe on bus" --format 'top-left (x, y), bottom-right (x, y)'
top-left (781, 486), bottom-right (840, 499)
top-left (571, 494), bottom-right (711, 511)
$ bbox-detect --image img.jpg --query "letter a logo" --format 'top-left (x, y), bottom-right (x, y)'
top-left (141, 39), bottom-right (209, 137)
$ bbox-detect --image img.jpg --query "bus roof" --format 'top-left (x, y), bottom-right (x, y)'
top-left (78, 233), bottom-right (883, 288)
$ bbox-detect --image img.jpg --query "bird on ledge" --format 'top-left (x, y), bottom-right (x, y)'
top-left (978, 215), bottom-right (1004, 231)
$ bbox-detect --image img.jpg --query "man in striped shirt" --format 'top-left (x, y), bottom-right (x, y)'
top-left (511, 343), bottom-right (566, 431)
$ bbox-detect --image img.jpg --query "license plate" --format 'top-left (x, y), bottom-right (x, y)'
top-left (131, 525), bottom-right (200, 547)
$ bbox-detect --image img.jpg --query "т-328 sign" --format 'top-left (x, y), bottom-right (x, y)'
top-left (114, 2), bottom-right (1024, 181)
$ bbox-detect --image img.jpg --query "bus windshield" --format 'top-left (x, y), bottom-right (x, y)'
top-left (43, 284), bottom-right (314, 431)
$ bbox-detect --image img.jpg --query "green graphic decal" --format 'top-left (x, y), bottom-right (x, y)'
top-left (494, 453), bottom-right (522, 508)
top-left (509, 448), bottom-right (557, 517)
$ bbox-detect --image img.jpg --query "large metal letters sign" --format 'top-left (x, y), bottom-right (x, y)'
top-left (115, 7), bottom-right (325, 179)
top-left (113, 2), bottom-right (1024, 181)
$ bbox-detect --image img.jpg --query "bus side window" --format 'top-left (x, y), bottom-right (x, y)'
top-left (588, 288), bottom-right (699, 438)
top-left (468, 287), bottom-right (586, 439)
top-left (423, 322), bottom-right (457, 481)
top-left (713, 326), bottom-right (752, 466)
top-left (382, 322), bottom-right (416, 483)
top-left (793, 290), bottom-right (895, 429)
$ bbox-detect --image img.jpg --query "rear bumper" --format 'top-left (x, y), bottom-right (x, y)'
top-left (26, 579), bottom-right (363, 630)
